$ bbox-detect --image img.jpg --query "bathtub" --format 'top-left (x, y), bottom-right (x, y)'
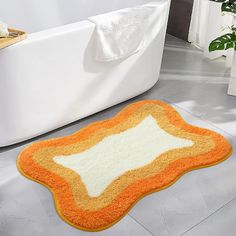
top-left (0, 0), bottom-right (170, 147)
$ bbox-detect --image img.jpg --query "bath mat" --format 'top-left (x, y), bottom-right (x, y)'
top-left (17, 100), bottom-right (232, 231)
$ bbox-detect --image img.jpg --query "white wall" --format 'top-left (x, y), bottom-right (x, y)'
top-left (0, 0), bottom-right (151, 33)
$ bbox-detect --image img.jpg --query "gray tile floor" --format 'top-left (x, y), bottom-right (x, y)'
top-left (0, 35), bottom-right (236, 236)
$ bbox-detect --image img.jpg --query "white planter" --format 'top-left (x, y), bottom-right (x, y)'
top-left (189, 0), bottom-right (234, 67)
top-left (228, 52), bottom-right (236, 96)
top-left (203, 1), bottom-right (233, 60)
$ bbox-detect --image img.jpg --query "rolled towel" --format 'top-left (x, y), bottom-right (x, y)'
top-left (0, 21), bottom-right (9, 37)
top-left (88, 1), bottom-right (168, 61)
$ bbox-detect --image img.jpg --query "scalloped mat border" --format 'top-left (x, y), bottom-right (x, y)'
top-left (16, 100), bottom-right (233, 231)
top-left (17, 149), bottom-right (232, 232)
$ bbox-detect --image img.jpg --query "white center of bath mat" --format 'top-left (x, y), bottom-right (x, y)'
top-left (53, 115), bottom-right (193, 197)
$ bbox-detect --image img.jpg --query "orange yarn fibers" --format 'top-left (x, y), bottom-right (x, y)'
top-left (17, 100), bottom-right (232, 231)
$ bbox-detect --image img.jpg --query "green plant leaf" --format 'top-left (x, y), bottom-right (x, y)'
top-left (222, 1), bottom-right (236, 14)
top-left (209, 33), bottom-right (236, 52)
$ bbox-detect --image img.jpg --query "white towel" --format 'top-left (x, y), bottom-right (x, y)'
top-left (88, 2), bottom-right (167, 62)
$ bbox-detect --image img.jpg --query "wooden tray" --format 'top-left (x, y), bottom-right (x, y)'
top-left (0, 28), bottom-right (27, 49)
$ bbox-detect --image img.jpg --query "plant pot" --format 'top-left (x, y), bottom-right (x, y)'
top-left (228, 52), bottom-right (236, 96)
top-left (204, 1), bottom-right (234, 60)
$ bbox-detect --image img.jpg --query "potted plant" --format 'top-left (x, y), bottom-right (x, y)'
top-left (209, 0), bottom-right (236, 52)
top-left (209, 0), bottom-right (236, 95)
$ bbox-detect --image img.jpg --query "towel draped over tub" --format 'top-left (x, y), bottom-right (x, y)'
top-left (88, 2), bottom-right (166, 61)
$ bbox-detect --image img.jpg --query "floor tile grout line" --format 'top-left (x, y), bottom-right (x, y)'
top-left (163, 98), bottom-right (236, 139)
top-left (128, 214), bottom-right (156, 236)
top-left (180, 196), bottom-right (236, 236)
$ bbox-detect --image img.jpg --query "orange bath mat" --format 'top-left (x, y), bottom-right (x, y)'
top-left (17, 100), bottom-right (232, 231)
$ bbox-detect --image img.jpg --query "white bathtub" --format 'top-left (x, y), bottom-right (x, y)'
top-left (0, 0), bottom-right (170, 147)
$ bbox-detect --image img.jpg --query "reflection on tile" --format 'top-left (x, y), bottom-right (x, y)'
top-left (183, 197), bottom-right (236, 236)
top-left (161, 79), bottom-right (236, 137)
top-left (165, 34), bottom-right (196, 50)
top-left (0, 171), bottom-right (51, 236)
top-left (163, 35), bottom-right (230, 77)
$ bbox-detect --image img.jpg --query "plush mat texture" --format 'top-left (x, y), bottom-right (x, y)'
top-left (17, 100), bottom-right (232, 231)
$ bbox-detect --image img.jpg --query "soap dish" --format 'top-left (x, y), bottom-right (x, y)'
top-left (0, 28), bottom-right (27, 49)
